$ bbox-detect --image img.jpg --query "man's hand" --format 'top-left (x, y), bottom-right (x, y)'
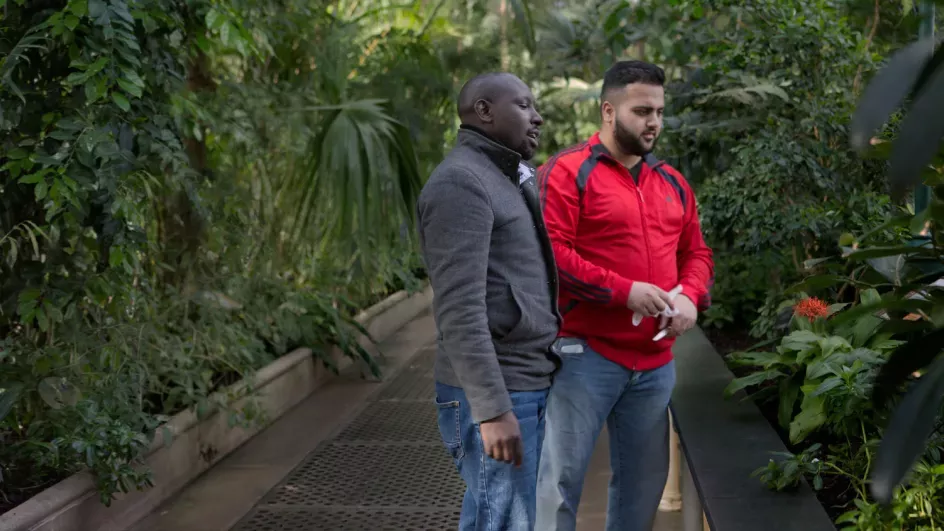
top-left (627, 282), bottom-right (674, 317)
top-left (667, 294), bottom-right (698, 337)
top-left (480, 410), bottom-right (523, 467)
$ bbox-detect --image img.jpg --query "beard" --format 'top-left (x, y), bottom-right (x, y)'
top-left (614, 117), bottom-right (658, 157)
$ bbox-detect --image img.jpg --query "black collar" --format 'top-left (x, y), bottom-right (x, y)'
top-left (457, 124), bottom-right (522, 181)
top-left (589, 141), bottom-right (665, 170)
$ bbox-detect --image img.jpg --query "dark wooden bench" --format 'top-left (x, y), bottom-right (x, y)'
top-left (670, 329), bottom-right (836, 531)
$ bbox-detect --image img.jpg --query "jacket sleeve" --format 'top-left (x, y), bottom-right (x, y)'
top-left (676, 179), bottom-right (715, 310)
top-left (538, 158), bottom-right (633, 308)
top-left (416, 170), bottom-right (511, 424)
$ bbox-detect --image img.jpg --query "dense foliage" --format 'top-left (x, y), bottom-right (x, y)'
top-left (720, 1), bottom-right (944, 527)
top-left (0, 0), bottom-right (458, 511)
top-left (4, 0), bottom-right (944, 527)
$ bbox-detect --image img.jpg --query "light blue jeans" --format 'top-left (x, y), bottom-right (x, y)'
top-left (435, 382), bottom-right (549, 531)
top-left (536, 337), bottom-right (676, 531)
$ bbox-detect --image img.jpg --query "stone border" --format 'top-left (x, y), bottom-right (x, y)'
top-left (0, 283), bottom-right (434, 531)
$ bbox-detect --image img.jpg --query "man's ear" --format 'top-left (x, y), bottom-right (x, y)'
top-left (474, 99), bottom-right (493, 124)
top-left (601, 100), bottom-right (614, 124)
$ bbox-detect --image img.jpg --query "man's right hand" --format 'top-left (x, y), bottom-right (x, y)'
top-left (627, 282), bottom-right (674, 317)
top-left (479, 410), bottom-right (523, 467)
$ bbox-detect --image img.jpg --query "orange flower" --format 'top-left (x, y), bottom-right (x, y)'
top-left (794, 297), bottom-right (830, 322)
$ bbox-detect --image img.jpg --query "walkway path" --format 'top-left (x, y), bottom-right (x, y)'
top-left (134, 311), bottom-right (681, 531)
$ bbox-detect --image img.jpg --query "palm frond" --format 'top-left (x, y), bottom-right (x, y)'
top-left (286, 98), bottom-right (421, 252)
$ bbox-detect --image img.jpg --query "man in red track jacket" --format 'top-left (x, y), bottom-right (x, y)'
top-left (535, 60), bottom-right (714, 531)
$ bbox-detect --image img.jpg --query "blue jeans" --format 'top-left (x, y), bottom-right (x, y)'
top-left (535, 338), bottom-right (676, 531)
top-left (435, 382), bottom-right (549, 531)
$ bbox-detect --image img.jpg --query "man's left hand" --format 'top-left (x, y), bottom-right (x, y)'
top-left (667, 295), bottom-right (697, 337)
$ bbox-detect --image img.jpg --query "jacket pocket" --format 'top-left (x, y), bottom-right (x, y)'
top-left (486, 281), bottom-right (524, 341)
top-left (499, 285), bottom-right (536, 343)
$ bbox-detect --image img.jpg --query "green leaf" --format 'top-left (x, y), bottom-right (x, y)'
top-left (778, 376), bottom-right (802, 429)
top-left (781, 330), bottom-right (821, 351)
top-left (809, 376), bottom-right (844, 398)
top-left (111, 92), bottom-right (130, 112)
top-left (723, 369), bottom-right (784, 398)
top-left (8, 148), bottom-right (28, 160)
top-left (861, 288), bottom-right (882, 306)
top-left (508, 0), bottom-right (536, 53)
top-left (117, 78), bottom-right (142, 98)
top-left (851, 314), bottom-right (884, 348)
top-left (35, 307), bottom-right (49, 331)
top-left (830, 298), bottom-right (933, 328)
top-left (121, 68), bottom-right (144, 87)
top-left (85, 79), bottom-right (105, 103)
top-left (206, 8), bottom-right (224, 30)
top-left (826, 303), bottom-right (849, 317)
top-left (802, 257), bottom-right (833, 270)
top-left (0, 383), bottom-right (24, 422)
top-left (845, 244), bottom-right (933, 260)
top-left (70, 0), bottom-right (88, 16)
top-left (65, 14), bottom-right (80, 30)
top-left (37, 377), bottom-right (81, 409)
top-left (850, 38), bottom-right (935, 151)
top-left (786, 274), bottom-right (845, 294)
top-left (84, 56), bottom-right (109, 77)
top-left (789, 394), bottom-right (826, 444)
top-left (88, 0), bottom-right (106, 18)
top-left (867, 254), bottom-right (907, 285)
top-left (727, 350), bottom-right (780, 368)
top-left (872, 327), bottom-right (944, 408)
top-left (108, 246), bottom-right (124, 267)
top-left (887, 61), bottom-right (944, 197)
top-left (818, 336), bottom-right (851, 357)
top-left (871, 354), bottom-right (944, 504)
top-left (35, 180), bottom-right (48, 200)
top-left (5, 242), bottom-right (18, 268)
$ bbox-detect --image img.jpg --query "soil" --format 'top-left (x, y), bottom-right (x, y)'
top-left (706, 325), bottom-right (853, 522)
top-left (702, 326), bottom-right (758, 357)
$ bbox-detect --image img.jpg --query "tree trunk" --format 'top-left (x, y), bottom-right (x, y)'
top-left (500, 0), bottom-right (510, 70)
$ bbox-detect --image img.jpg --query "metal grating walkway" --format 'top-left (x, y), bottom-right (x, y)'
top-left (232, 347), bottom-right (464, 531)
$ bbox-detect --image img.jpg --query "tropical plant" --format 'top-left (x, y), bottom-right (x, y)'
top-left (844, 6), bottom-right (944, 505)
top-left (725, 291), bottom-right (903, 445)
top-left (0, 0), bottom-right (454, 511)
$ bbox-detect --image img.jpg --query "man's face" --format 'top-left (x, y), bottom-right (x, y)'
top-left (605, 83), bottom-right (665, 157)
top-left (485, 78), bottom-right (544, 161)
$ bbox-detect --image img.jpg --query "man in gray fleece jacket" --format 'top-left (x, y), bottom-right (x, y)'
top-left (416, 72), bottom-right (561, 530)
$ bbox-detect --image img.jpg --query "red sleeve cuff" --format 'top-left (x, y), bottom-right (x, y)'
top-left (680, 285), bottom-right (704, 310)
top-left (611, 276), bottom-right (634, 309)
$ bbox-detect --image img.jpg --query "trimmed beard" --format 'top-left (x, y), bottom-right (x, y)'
top-left (614, 116), bottom-right (657, 157)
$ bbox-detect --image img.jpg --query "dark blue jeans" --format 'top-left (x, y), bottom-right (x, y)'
top-left (435, 382), bottom-right (549, 531)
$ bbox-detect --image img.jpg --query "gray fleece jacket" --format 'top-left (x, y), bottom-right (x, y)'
top-left (416, 126), bottom-right (561, 423)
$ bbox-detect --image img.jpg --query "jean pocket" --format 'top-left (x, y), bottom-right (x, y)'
top-left (435, 399), bottom-right (464, 460)
top-left (552, 337), bottom-right (586, 359)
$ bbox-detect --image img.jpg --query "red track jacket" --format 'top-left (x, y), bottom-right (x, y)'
top-left (537, 133), bottom-right (714, 371)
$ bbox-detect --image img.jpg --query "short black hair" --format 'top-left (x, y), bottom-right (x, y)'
top-left (600, 60), bottom-right (665, 101)
top-left (457, 72), bottom-right (518, 120)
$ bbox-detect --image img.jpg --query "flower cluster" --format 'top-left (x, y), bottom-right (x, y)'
top-left (794, 297), bottom-right (830, 322)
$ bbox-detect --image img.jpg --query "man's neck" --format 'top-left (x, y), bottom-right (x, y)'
top-left (599, 130), bottom-right (642, 169)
